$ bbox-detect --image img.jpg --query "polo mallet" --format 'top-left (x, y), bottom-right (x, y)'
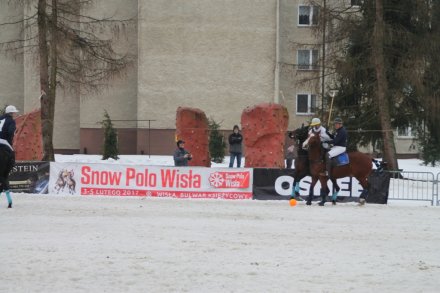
top-left (327, 90), bottom-right (338, 127)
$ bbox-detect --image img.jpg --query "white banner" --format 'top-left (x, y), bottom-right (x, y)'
top-left (49, 162), bottom-right (253, 199)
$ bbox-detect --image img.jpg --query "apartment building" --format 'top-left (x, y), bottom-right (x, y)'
top-left (0, 0), bottom-right (417, 156)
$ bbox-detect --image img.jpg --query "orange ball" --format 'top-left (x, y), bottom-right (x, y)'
top-left (289, 199), bottom-right (297, 207)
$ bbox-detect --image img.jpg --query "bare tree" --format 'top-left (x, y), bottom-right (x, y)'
top-left (1, 0), bottom-right (135, 161)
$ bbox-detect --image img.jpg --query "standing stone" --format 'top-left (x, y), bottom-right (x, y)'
top-left (241, 103), bottom-right (289, 168)
top-left (13, 109), bottom-right (44, 161)
top-left (175, 107), bottom-right (210, 167)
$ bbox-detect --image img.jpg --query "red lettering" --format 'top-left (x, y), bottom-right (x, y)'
top-left (126, 168), bottom-right (136, 185)
top-left (81, 166), bottom-right (122, 186)
top-left (81, 166), bottom-right (91, 184)
top-left (161, 169), bottom-right (177, 187)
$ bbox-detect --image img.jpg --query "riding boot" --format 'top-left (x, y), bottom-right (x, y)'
top-left (326, 153), bottom-right (332, 179)
top-left (318, 188), bottom-right (326, 206)
top-left (5, 190), bottom-right (12, 208)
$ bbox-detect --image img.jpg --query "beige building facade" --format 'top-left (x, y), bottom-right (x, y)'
top-left (0, 0), bottom-right (418, 156)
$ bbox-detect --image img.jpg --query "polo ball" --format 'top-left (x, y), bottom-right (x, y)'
top-left (289, 199), bottom-right (297, 207)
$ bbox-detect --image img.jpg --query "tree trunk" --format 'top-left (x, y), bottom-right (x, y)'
top-left (372, 0), bottom-right (399, 170)
top-left (38, 0), bottom-right (59, 161)
top-left (48, 0), bottom-right (57, 160)
top-left (38, 0), bottom-right (54, 161)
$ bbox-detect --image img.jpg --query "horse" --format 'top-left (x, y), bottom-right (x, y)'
top-left (288, 125), bottom-right (311, 199)
top-left (302, 132), bottom-right (373, 206)
top-left (66, 170), bottom-right (76, 194)
top-left (55, 170), bottom-right (67, 193)
top-left (289, 125), bottom-right (342, 202)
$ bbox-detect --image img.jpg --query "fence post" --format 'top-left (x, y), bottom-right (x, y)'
top-left (435, 173), bottom-right (440, 206)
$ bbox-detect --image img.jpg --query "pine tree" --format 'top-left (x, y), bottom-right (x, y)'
top-left (209, 118), bottom-right (226, 163)
top-left (101, 110), bottom-right (119, 160)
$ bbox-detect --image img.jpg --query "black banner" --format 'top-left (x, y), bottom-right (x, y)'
top-left (366, 171), bottom-right (390, 204)
top-left (9, 161), bottom-right (50, 194)
top-left (252, 168), bottom-right (363, 203)
top-left (252, 168), bottom-right (296, 200)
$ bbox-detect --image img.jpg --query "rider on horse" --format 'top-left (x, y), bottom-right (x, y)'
top-left (0, 105), bottom-right (19, 208)
top-left (322, 117), bottom-right (348, 178)
top-left (309, 118), bottom-right (332, 149)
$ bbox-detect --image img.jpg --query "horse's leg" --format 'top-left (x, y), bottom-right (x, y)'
top-left (291, 174), bottom-right (305, 200)
top-left (306, 176), bottom-right (318, 205)
top-left (318, 177), bottom-right (330, 206)
top-left (357, 177), bottom-right (369, 205)
top-left (331, 179), bottom-right (340, 205)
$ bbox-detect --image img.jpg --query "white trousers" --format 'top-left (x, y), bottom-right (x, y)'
top-left (328, 146), bottom-right (346, 158)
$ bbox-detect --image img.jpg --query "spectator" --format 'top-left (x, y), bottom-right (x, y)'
top-left (228, 125), bottom-right (243, 168)
top-left (173, 140), bottom-right (192, 166)
top-left (285, 144), bottom-right (295, 169)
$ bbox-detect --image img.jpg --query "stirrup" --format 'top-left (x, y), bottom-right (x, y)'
top-left (320, 171), bottom-right (329, 177)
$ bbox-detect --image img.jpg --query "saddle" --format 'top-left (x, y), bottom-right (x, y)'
top-left (332, 152), bottom-right (349, 167)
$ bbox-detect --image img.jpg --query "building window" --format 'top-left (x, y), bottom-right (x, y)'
top-left (397, 126), bottom-right (415, 138)
top-left (351, 0), bottom-right (363, 6)
top-left (297, 49), bottom-right (319, 70)
top-left (298, 5), bottom-right (319, 26)
top-left (297, 94), bottom-right (317, 114)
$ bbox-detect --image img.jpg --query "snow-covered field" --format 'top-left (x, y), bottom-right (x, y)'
top-left (1, 195), bottom-right (439, 292)
top-left (1, 156), bottom-right (440, 292)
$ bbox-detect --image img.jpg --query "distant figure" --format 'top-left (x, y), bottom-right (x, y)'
top-left (228, 125), bottom-right (243, 168)
top-left (0, 105), bottom-right (19, 208)
top-left (173, 140), bottom-right (192, 166)
top-left (285, 144), bottom-right (295, 169)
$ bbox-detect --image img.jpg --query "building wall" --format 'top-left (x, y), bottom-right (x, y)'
top-left (279, 0), bottom-right (323, 131)
top-left (79, 0), bottom-right (138, 130)
top-left (0, 2), bottom-right (24, 111)
top-left (137, 0), bottom-right (277, 132)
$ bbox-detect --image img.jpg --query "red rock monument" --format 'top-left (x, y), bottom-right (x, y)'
top-left (13, 109), bottom-right (44, 161)
top-left (175, 107), bottom-right (211, 167)
top-left (241, 103), bottom-right (289, 168)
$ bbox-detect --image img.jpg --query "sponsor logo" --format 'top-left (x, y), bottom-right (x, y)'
top-left (208, 171), bottom-right (250, 188)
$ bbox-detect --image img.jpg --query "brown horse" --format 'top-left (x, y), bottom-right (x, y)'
top-left (302, 132), bottom-right (373, 206)
top-left (289, 125), bottom-right (342, 200)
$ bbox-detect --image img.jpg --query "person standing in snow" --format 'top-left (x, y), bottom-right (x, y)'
top-left (173, 140), bottom-right (192, 166)
top-left (0, 105), bottom-right (19, 208)
top-left (228, 125), bottom-right (243, 168)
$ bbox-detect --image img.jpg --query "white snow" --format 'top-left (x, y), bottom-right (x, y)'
top-left (1, 195), bottom-right (439, 292)
top-left (1, 155), bottom-right (439, 292)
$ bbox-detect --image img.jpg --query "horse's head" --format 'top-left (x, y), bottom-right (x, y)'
top-left (302, 132), bottom-right (321, 150)
top-left (290, 125), bottom-right (309, 145)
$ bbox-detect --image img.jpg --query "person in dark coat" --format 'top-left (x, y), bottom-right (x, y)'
top-left (173, 140), bottom-right (192, 166)
top-left (228, 125), bottom-right (243, 168)
top-left (0, 105), bottom-right (19, 208)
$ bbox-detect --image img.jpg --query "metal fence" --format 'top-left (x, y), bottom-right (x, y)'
top-left (436, 173), bottom-right (440, 206)
top-left (385, 171), bottom-right (439, 206)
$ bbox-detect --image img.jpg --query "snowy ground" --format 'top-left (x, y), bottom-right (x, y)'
top-left (1, 156), bottom-right (439, 292)
top-left (1, 195), bottom-right (439, 293)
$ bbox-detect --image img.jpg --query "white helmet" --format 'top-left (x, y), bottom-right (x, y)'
top-left (5, 105), bottom-right (19, 114)
top-left (310, 118), bottom-right (321, 127)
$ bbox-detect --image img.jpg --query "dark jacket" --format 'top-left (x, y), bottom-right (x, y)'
top-left (0, 114), bottom-right (16, 147)
top-left (173, 147), bottom-right (192, 166)
top-left (228, 132), bottom-right (243, 154)
top-left (330, 126), bottom-right (348, 147)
